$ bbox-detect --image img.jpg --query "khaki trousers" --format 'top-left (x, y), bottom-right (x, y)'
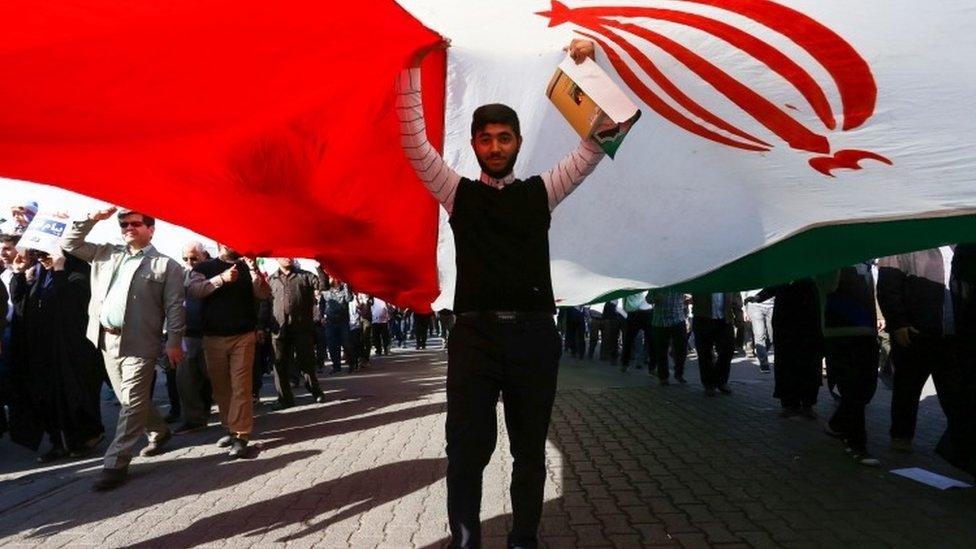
top-left (101, 332), bottom-right (168, 470)
top-left (203, 333), bottom-right (255, 439)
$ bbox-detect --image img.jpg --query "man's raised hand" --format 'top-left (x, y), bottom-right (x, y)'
top-left (566, 39), bottom-right (596, 64)
top-left (220, 265), bottom-right (239, 284)
top-left (410, 37), bottom-right (451, 68)
top-left (88, 206), bottom-right (118, 222)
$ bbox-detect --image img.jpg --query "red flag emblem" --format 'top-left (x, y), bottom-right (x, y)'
top-left (538, 0), bottom-right (892, 176)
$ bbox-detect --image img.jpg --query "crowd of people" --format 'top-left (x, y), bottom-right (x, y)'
top-left (0, 200), bottom-right (457, 489)
top-left (0, 197), bottom-right (972, 491)
top-left (557, 247), bottom-right (976, 474)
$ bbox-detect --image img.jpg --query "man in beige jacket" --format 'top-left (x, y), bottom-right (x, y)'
top-left (63, 207), bottom-right (185, 491)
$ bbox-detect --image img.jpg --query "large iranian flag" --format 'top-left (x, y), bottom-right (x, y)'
top-left (399, 0), bottom-right (976, 306)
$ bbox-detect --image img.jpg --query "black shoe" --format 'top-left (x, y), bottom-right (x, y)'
top-left (312, 393), bottom-right (327, 404)
top-left (93, 468), bottom-right (127, 492)
top-left (659, 377), bottom-right (670, 386)
top-left (217, 434), bottom-right (235, 448)
top-left (273, 401), bottom-right (294, 411)
top-left (163, 412), bottom-right (180, 424)
top-left (717, 384), bottom-right (732, 395)
top-left (759, 364), bottom-right (771, 374)
top-left (330, 367), bottom-right (342, 375)
top-left (228, 438), bottom-right (249, 459)
top-left (37, 447), bottom-right (67, 464)
top-left (823, 424), bottom-right (846, 440)
top-left (139, 430), bottom-right (172, 457)
top-left (676, 376), bottom-right (687, 384)
top-left (173, 422), bottom-right (207, 435)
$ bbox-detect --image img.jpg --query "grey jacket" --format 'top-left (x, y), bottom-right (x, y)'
top-left (62, 218), bottom-right (185, 359)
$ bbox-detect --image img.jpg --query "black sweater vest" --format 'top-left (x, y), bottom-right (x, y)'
top-left (449, 176), bottom-right (554, 313)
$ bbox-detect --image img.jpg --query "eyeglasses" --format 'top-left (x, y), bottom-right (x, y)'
top-left (119, 221), bottom-right (145, 229)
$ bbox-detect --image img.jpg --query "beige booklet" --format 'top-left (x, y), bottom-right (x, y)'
top-left (546, 56), bottom-right (641, 158)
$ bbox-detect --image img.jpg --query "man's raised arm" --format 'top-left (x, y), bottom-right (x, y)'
top-left (395, 42), bottom-right (461, 215)
top-left (542, 39), bottom-right (607, 211)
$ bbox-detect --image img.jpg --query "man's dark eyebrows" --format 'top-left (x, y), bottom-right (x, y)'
top-left (476, 129), bottom-right (515, 138)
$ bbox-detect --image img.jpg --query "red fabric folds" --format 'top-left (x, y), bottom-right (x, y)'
top-left (0, 0), bottom-right (445, 311)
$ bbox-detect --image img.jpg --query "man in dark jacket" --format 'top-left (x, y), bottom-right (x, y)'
top-left (817, 263), bottom-right (881, 466)
top-left (320, 275), bottom-right (353, 373)
top-left (691, 292), bottom-right (743, 396)
top-left (267, 258), bottom-right (326, 407)
top-left (750, 280), bottom-right (822, 416)
top-left (187, 244), bottom-right (269, 458)
top-left (878, 247), bottom-right (962, 454)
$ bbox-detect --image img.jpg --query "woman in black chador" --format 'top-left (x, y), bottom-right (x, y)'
top-left (9, 249), bottom-right (104, 461)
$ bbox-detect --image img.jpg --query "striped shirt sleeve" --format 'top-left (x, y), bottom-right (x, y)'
top-left (541, 139), bottom-right (606, 211)
top-left (396, 68), bottom-right (461, 215)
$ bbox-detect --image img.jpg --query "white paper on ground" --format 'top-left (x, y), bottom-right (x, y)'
top-left (890, 467), bottom-right (973, 490)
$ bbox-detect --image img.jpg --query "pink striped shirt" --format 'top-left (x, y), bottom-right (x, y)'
top-left (396, 68), bottom-right (605, 215)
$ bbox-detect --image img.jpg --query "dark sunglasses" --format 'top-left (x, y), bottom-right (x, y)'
top-left (119, 221), bottom-right (145, 229)
top-left (182, 256), bottom-right (201, 262)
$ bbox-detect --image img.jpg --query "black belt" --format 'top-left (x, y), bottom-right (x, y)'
top-left (457, 311), bottom-right (552, 323)
top-left (101, 325), bottom-right (122, 335)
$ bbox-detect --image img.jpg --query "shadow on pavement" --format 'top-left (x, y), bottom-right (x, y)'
top-left (124, 458), bottom-right (446, 547)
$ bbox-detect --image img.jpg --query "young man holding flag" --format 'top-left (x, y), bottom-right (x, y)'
top-left (397, 39), bottom-right (606, 548)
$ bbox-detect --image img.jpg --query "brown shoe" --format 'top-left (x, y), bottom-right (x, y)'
top-left (92, 468), bottom-right (127, 492)
top-left (139, 430), bottom-right (172, 457)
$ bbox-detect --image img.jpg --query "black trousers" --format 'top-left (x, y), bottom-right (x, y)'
top-left (621, 310), bottom-right (653, 367)
top-left (773, 336), bottom-right (822, 408)
top-left (651, 323), bottom-right (687, 381)
top-left (372, 322), bottom-right (391, 355)
top-left (693, 318), bottom-right (734, 389)
top-left (414, 314), bottom-right (431, 349)
top-left (347, 327), bottom-right (363, 369)
top-left (890, 335), bottom-right (962, 440)
top-left (564, 316), bottom-right (585, 358)
top-left (150, 368), bottom-right (181, 418)
top-left (825, 336), bottom-right (879, 451)
top-left (599, 318), bottom-right (621, 362)
top-left (446, 316), bottom-right (560, 549)
top-left (272, 328), bottom-right (323, 405)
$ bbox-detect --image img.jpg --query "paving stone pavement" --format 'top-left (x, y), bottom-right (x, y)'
top-left (1, 340), bottom-right (974, 548)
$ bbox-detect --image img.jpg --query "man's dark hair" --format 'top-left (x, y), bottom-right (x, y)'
top-left (117, 209), bottom-right (156, 227)
top-left (0, 233), bottom-right (20, 246)
top-left (471, 104), bottom-right (520, 137)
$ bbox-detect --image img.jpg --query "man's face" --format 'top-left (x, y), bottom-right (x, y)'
top-left (328, 274), bottom-right (340, 288)
top-left (119, 214), bottom-right (154, 248)
top-left (181, 246), bottom-right (205, 269)
top-left (277, 258), bottom-right (294, 270)
top-left (10, 207), bottom-right (30, 227)
top-left (471, 123), bottom-right (522, 179)
top-left (0, 242), bottom-right (17, 266)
